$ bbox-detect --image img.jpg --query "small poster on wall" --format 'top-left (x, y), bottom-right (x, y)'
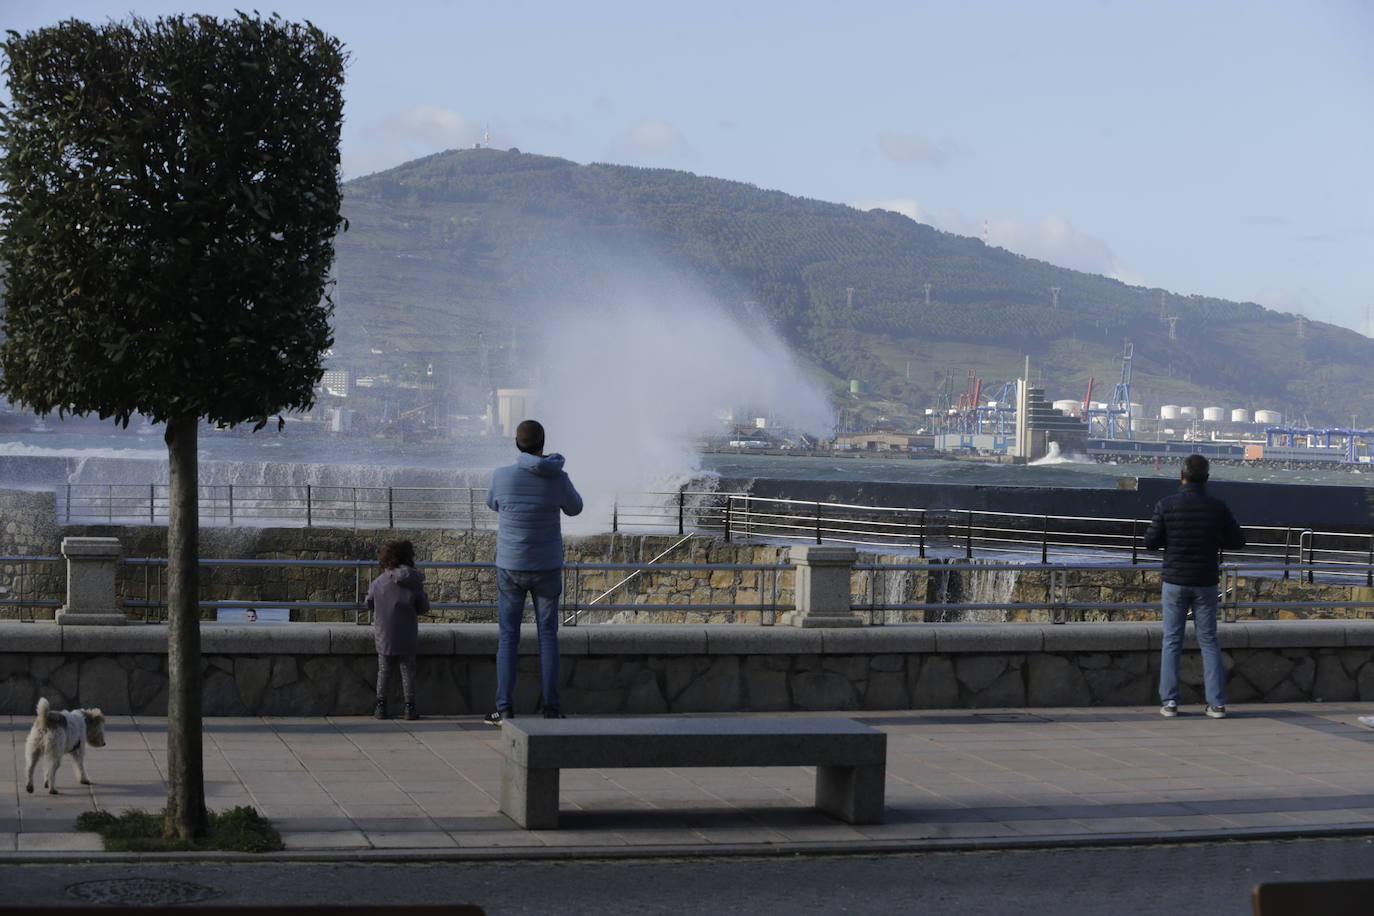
top-left (216, 607), bottom-right (290, 623)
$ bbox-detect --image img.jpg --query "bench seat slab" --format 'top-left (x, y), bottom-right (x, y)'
top-left (500, 717), bottom-right (886, 829)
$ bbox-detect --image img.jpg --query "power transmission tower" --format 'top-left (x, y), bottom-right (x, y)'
top-left (1168, 317), bottom-right (1179, 341)
top-left (1050, 287), bottom-right (1061, 309)
top-left (846, 287), bottom-right (854, 309)
top-left (923, 282), bottom-right (932, 306)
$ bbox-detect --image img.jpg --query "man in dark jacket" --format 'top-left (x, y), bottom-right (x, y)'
top-left (1143, 454), bottom-right (1245, 719)
top-left (483, 419), bottom-right (583, 724)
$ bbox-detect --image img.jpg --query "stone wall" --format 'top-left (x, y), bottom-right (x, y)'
top-left (0, 489), bottom-right (62, 620)
top-left (5, 621), bottom-right (1374, 716)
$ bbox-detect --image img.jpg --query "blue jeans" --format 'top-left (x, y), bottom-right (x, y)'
top-left (1159, 582), bottom-right (1227, 708)
top-left (495, 567), bottom-right (562, 714)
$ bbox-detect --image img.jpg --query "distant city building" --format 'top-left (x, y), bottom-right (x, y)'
top-left (494, 388), bottom-right (536, 437)
top-left (320, 369), bottom-right (351, 398)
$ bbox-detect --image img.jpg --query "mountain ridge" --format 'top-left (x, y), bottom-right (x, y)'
top-left (331, 148), bottom-right (1372, 427)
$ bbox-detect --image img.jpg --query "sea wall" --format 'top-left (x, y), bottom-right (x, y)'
top-left (4, 621), bottom-right (1374, 716)
top-left (734, 475), bottom-right (1374, 530)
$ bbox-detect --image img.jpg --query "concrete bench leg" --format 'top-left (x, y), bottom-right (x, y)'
top-left (815, 763), bottom-right (885, 825)
top-left (500, 763), bottom-right (560, 829)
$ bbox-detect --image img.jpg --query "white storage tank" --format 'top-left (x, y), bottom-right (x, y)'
top-left (1231, 408), bottom-right (1251, 423)
top-left (1128, 402), bottom-right (1144, 416)
top-left (1202, 407), bottom-right (1225, 422)
top-left (1160, 405), bottom-right (1180, 420)
top-left (1255, 409), bottom-right (1283, 425)
top-left (1179, 406), bottom-right (1198, 419)
top-left (1052, 399), bottom-right (1080, 415)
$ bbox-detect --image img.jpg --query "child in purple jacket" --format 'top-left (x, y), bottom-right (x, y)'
top-left (366, 540), bottom-right (430, 720)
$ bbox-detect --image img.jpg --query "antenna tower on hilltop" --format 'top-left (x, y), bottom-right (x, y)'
top-left (981, 220), bottom-right (990, 245)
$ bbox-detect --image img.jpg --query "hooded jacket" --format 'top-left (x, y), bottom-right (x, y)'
top-left (366, 564), bottom-right (429, 656)
top-left (1142, 481), bottom-right (1246, 586)
top-left (486, 452), bottom-right (584, 571)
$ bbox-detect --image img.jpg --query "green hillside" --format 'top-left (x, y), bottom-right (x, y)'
top-left (332, 148), bottom-right (1373, 426)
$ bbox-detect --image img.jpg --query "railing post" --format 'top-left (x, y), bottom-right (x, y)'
top-left (918, 509), bottom-right (926, 558)
top-left (724, 497), bottom-right (732, 543)
top-left (107, 484), bottom-right (113, 523)
top-left (1131, 519), bottom-right (1139, 565)
top-left (1367, 534), bottom-right (1373, 588)
top-left (1306, 532), bottom-right (1314, 584)
top-left (56, 537), bottom-right (126, 626)
top-left (307, 484), bottom-right (313, 528)
top-left (149, 484), bottom-right (155, 524)
top-left (612, 497), bottom-right (619, 533)
top-left (228, 485), bottom-right (234, 526)
top-left (1041, 515), bottom-right (1049, 564)
top-left (965, 511), bottom-right (973, 560)
top-left (469, 487), bottom-right (476, 530)
top-left (388, 487), bottom-right (395, 529)
top-left (352, 487), bottom-right (359, 531)
top-left (782, 545), bottom-right (860, 627)
top-left (678, 487), bottom-right (686, 536)
top-left (65, 483), bottom-right (72, 524)
top-left (1283, 528), bottom-right (1292, 581)
top-left (815, 502), bottom-right (822, 545)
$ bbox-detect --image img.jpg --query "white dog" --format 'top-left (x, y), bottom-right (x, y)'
top-left (24, 697), bottom-right (106, 795)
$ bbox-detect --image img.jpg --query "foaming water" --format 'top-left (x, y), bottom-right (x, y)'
top-left (1028, 442), bottom-right (1094, 466)
top-left (529, 270), bottom-right (834, 533)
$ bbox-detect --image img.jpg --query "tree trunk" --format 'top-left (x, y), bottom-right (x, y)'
top-left (164, 413), bottom-right (206, 839)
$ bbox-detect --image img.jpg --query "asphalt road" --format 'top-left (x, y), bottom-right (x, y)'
top-left (4, 836), bottom-right (1374, 914)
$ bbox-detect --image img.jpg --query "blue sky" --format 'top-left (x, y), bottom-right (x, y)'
top-left (4, 0), bottom-right (1371, 333)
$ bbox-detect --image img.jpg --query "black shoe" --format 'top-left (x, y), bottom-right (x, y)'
top-left (374, 700), bottom-right (387, 720)
top-left (484, 710), bottom-right (511, 726)
top-left (404, 703), bottom-right (418, 721)
top-left (542, 707), bottom-right (565, 719)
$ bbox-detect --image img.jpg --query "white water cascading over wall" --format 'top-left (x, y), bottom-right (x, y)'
top-left (918, 559), bottom-right (1023, 623)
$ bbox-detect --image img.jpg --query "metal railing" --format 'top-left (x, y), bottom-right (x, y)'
top-left (49, 484), bottom-right (1374, 585)
top-left (103, 556), bottom-right (1374, 627)
top-left (113, 557), bottom-right (791, 626)
top-left (10, 552), bottom-right (1374, 626)
top-left (61, 484), bottom-right (500, 529)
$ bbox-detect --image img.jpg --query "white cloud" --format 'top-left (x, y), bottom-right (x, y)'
top-left (857, 198), bottom-right (932, 224)
top-left (855, 198), bottom-right (1144, 284)
top-left (342, 105), bottom-right (483, 179)
top-left (876, 132), bottom-right (972, 168)
top-left (612, 120), bottom-right (693, 160)
top-left (1252, 287), bottom-right (1312, 315)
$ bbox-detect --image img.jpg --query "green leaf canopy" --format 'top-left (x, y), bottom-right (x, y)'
top-left (0, 13), bottom-right (346, 427)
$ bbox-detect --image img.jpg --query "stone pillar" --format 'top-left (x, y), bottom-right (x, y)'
top-left (781, 545), bottom-right (861, 628)
top-left (55, 536), bottom-right (127, 626)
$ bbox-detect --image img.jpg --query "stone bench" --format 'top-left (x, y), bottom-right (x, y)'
top-left (498, 716), bottom-right (887, 829)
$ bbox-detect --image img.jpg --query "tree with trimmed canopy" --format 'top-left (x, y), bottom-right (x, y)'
top-left (0, 12), bottom-right (346, 839)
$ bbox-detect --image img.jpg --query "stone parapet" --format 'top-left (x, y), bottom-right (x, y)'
top-left (6, 620), bottom-right (1374, 716)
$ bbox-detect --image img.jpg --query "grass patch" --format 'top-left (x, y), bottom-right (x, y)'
top-left (75, 805), bottom-right (284, 853)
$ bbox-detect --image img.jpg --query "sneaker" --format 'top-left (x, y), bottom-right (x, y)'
top-left (483, 710), bottom-right (510, 726)
top-left (1205, 705), bottom-right (1228, 719)
top-left (542, 707), bottom-right (565, 719)
top-left (1160, 701), bottom-right (1178, 718)
top-left (374, 700), bottom-right (387, 720)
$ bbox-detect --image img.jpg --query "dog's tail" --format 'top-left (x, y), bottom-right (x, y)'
top-left (34, 696), bottom-right (49, 726)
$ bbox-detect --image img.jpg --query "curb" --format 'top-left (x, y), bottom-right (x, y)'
top-left (6, 822), bottom-right (1374, 866)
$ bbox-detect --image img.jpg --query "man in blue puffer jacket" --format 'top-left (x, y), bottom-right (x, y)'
top-left (484, 419), bottom-right (583, 724)
top-left (1143, 454), bottom-right (1245, 720)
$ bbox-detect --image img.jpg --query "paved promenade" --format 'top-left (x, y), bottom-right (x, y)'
top-left (6, 704), bottom-right (1374, 858)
